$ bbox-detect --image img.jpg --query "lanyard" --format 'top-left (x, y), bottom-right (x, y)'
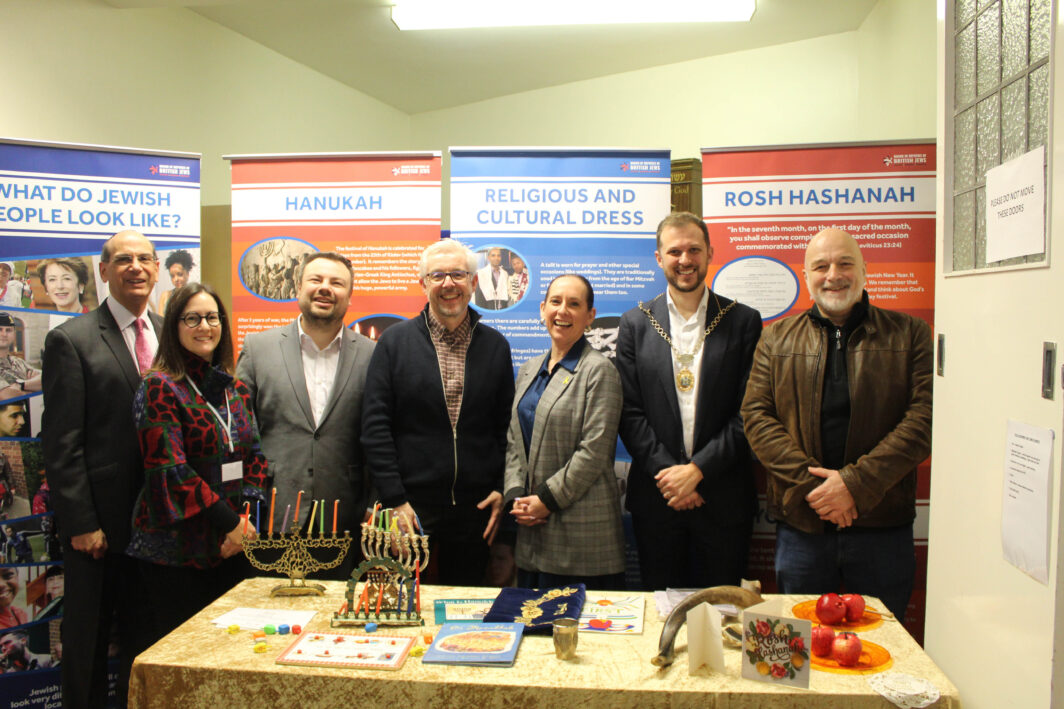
top-left (185, 376), bottom-right (234, 454)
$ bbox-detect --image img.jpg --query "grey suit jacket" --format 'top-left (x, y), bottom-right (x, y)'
top-left (42, 300), bottom-right (163, 551)
top-left (504, 344), bottom-right (625, 576)
top-left (236, 321), bottom-right (374, 534)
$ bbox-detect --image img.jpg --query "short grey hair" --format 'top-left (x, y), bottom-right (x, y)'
top-left (417, 239), bottom-right (477, 278)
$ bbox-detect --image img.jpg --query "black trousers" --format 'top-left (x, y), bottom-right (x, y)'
top-left (631, 507), bottom-right (752, 591)
top-left (413, 501), bottom-right (492, 587)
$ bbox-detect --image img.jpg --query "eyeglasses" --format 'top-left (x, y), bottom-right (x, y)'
top-left (179, 312), bottom-right (223, 328)
top-left (108, 253), bottom-right (157, 267)
top-left (425, 270), bottom-right (471, 284)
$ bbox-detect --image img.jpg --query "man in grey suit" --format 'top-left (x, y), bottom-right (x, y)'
top-left (42, 230), bottom-right (161, 708)
top-left (236, 252), bottom-right (374, 578)
top-left (617, 212), bottom-right (762, 591)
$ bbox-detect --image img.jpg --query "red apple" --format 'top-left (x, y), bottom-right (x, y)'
top-left (832, 631), bottom-right (863, 666)
top-left (811, 624), bottom-right (835, 657)
top-left (842, 593), bottom-right (865, 623)
top-left (814, 592), bottom-right (847, 625)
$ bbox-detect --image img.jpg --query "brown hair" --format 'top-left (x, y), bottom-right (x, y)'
top-left (153, 283), bottom-right (234, 379)
top-left (655, 211), bottom-right (709, 249)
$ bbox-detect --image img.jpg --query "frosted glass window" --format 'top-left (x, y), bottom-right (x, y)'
top-left (1030, 0), bottom-right (1050, 62)
top-left (954, 108), bottom-right (977, 191)
top-left (953, 192), bottom-right (976, 270)
top-left (1001, 78), bottom-right (1027, 161)
top-left (977, 96), bottom-right (1001, 177)
top-left (956, 24), bottom-right (977, 106)
top-left (948, 0), bottom-right (1050, 273)
top-left (1002, 0), bottom-right (1028, 78)
top-left (976, 3), bottom-right (1001, 95)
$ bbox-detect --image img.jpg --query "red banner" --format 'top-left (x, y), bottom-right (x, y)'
top-left (702, 141), bottom-right (935, 642)
top-left (226, 152), bottom-right (442, 348)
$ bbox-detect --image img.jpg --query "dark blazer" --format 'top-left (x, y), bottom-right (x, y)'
top-left (616, 291), bottom-right (762, 525)
top-left (42, 300), bottom-right (162, 550)
top-left (236, 320), bottom-right (375, 533)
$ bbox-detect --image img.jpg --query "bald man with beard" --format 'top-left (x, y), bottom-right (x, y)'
top-left (741, 228), bottom-right (932, 622)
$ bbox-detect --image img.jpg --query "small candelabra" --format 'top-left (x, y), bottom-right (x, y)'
top-left (242, 492), bottom-right (352, 597)
top-left (332, 506), bottom-right (429, 627)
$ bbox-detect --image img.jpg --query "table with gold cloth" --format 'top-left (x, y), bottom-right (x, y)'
top-left (129, 578), bottom-right (959, 708)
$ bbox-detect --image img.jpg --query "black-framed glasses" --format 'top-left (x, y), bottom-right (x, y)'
top-left (425, 270), bottom-right (470, 284)
top-left (180, 312), bottom-right (223, 328)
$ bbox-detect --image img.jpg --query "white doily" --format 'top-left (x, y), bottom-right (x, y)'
top-left (867, 671), bottom-right (941, 708)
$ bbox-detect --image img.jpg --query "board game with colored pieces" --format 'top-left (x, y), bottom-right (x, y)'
top-left (275, 631), bottom-right (415, 670)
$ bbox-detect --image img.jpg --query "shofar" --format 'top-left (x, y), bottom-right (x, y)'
top-left (651, 585), bottom-right (764, 667)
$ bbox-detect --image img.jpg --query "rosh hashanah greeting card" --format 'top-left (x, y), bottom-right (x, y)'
top-left (740, 599), bottom-right (811, 689)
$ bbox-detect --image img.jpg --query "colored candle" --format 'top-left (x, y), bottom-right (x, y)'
top-left (256, 500), bottom-right (261, 533)
top-left (333, 499), bottom-right (339, 535)
top-left (281, 504), bottom-right (291, 535)
top-left (320, 499), bottom-right (324, 535)
top-left (308, 500), bottom-right (318, 537)
top-left (294, 491), bottom-right (303, 530)
top-left (268, 487), bottom-right (276, 536)
top-left (242, 502), bottom-right (250, 534)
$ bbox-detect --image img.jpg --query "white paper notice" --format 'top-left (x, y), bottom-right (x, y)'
top-left (985, 146), bottom-right (1046, 262)
top-left (1001, 420), bottom-right (1053, 583)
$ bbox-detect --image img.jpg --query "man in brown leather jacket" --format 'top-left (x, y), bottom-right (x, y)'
top-left (741, 228), bottom-right (932, 622)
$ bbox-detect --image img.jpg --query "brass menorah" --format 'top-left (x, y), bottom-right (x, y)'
top-left (331, 508), bottom-right (429, 627)
top-left (243, 531), bottom-right (352, 597)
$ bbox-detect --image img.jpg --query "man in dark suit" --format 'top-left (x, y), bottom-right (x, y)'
top-left (236, 252), bottom-right (375, 577)
top-left (42, 230), bottom-right (160, 708)
top-left (617, 212), bottom-right (762, 591)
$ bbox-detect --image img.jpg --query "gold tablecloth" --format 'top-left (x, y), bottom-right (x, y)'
top-left (129, 578), bottom-right (959, 708)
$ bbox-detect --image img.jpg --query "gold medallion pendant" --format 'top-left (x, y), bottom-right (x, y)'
top-left (676, 368), bottom-right (694, 393)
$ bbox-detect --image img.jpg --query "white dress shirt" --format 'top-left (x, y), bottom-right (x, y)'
top-left (106, 297), bottom-right (158, 368)
top-left (666, 287), bottom-right (710, 460)
top-left (298, 317), bottom-right (343, 428)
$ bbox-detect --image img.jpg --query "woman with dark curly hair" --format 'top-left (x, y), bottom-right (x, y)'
top-left (157, 249), bottom-right (195, 314)
top-left (128, 282), bottom-right (266, 643)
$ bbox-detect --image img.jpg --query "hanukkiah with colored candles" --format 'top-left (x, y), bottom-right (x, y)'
top-left (241, 489), bottom-right (352, 597)
top-left (331, 503), bottom-right (429, 627)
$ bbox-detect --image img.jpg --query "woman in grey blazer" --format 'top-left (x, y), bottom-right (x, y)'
top-left (504, 274), bottom-right (626, 590)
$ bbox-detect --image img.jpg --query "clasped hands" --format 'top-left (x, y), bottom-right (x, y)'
top-left (805, 466), bottom-right (858, 528)
top-left (511, 495), bottom-right (550, 527)
top-left (655, 463), bottom-right (704, 510)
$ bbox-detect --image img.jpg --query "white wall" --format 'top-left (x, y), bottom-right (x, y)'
top-left (0, 0), bottom-right (411, 206)
top-left (926, 4), bottom-right (1064, 708)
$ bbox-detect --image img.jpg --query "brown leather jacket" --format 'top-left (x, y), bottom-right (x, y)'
top-left (741, 303), bottom-right (932, 534)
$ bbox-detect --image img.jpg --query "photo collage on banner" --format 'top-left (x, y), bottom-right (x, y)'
top-left (226, 152), bottom-right (442, 347)
top-left (702, 141), bottom-right (936, 641)
top-left (0, 138), bottom-right (201, 707)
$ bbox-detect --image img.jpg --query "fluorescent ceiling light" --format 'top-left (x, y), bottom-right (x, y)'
top-left (391, 0), bottom-right (756, 31)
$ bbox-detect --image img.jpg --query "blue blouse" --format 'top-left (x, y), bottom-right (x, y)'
top-left (517, 337), bottom-right (587, 455)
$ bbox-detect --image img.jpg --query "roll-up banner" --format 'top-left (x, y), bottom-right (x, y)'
top-left (0, 137), bottom-right (201, 707)
top-left (448, 147), bottom-right (672, 369)
top-left (225, 152), bottom-right (442, 348)
top-left (702, 141), bottom-right (936, 642)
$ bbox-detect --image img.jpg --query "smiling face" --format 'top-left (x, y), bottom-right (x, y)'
top-left (803, 228), bottom-right (867, 326)
top-left (168, 263), bottom-right (189, 289)
top-left (541, 276), bottom-right (596, 355)
top-left (297, 257), bottom-right (352, 328)
top-left (656, 222), bottom-right (711, 296)
top-left (487, 248), bottom-right (502, 268)
top-left (0, 567), bottom-right (17, 609)
top-left (99, 231), bottom-right (158, 315)
top-left (43, 262), bottom-right (82, 312)
top-left (511, 255), bottom-right (525, 274)
top-left (422, 250), bottom-right (475, 328)
top-left (178, 291), bottom-right (222, 361)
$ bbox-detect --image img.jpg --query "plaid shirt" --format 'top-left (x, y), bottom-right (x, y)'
top-left (425, 309), bottom-right (471, 428)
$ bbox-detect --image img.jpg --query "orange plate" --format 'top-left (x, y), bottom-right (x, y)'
top-left (810, 639), bottom-right (892, 675)
top-left (791, 600), bottom-right (883, 631)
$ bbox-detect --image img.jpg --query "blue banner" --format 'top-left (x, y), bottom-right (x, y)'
top-left (449, 148), bottom-right (671, 369)
top-left (0, 138), bottom-right (201, 709)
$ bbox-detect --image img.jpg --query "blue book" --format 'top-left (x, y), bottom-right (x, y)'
top-left (421, 622), bottom-right (524, 667)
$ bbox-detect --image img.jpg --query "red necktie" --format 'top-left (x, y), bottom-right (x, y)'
top-left (133, 318), bottom-right (153, 374)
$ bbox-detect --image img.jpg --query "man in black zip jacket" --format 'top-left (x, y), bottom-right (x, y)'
top-left (362, 239), bottom-right (514, 586)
